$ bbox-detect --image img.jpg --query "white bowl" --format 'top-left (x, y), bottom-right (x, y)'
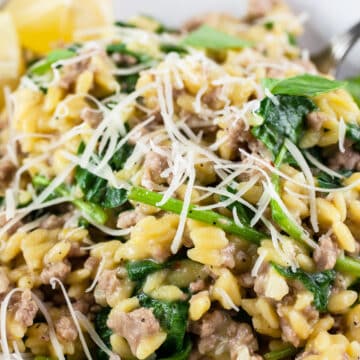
top-left (114, 0), bottom-right (360, 78)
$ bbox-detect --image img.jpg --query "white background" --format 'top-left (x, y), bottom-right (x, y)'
top-left (114, 0), bottom-right (360, 78)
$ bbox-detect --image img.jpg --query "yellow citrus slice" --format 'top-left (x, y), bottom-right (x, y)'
top-left (6, 0), bottom-right (73, 54)
top-left (72, 0), bottom-right (114, 41)
top-left (0, 11), bottom-right (22, 108)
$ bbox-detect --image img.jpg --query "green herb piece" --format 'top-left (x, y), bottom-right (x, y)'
top-left (75, 167), bottom-right (127, 209)
top-left (263, 74), bottom-right (344, 97)
top-left (264, 345), bottom-right (298, 360)
top-left (138, 293), bottom-right (189, 355)
top-left (287, 32), bottom-right (297, 46)
top-left (345, 75), bottom-right (360, 107)
top-left (109, 142), bottom-right (134, 171)
top-left (94, 307), bottom-right (112, 360)
top-left (75, 138), bottom-right (132, 209)
top-left (126, 260), bottom-right (166, 281)
top-left (346, 123), bottom-right (360, 151)
top-left (264, 21), bottom-right (274, 30)
top-left (271, 198), bottom-right (304, 241)
top-left (272, 263), bottom-right (336, 312)
top-left (138, 14), bottom-right (176, 34)
top-left (160, 43), bottom-right (188, 55)
top-left (0, 196), bottom-right (4, 207)
top-left (335, 255), bottom-right (360, 277)
top-left (317, 170), bottom-right (353, 189)
top-left (67, 43), bottom-right (82, 52)
top-left (34, 357), bottom-right (53, 360)
top-left (30, 49), bottom-right (76, 76)
top-left (270, 146), bottom-right (306, 242)
top-left (158, 337), bottom-right (192, 360)
top-left (118, 74), bottom-right (140, 94)
top-left (155, 23), bottom-right (176, 34)
top-left (32, 175), bottom-right (108, 224)
top-left (78, 217), bottom-right (89, 228)
top-left (128, 186), bottom-right (266, 244)
top-left (106, 43), bottom-right (152, 93)
top-left (182, 25), bottom-right (253, 49)
top-left (114, 20), bottom-right (136, 28)
top-left (106, 43), bottom-right (152, 64)
top-left (220, 186), bottom-right (252, 225)
top-left (102, 186), bottom-right (128, 208)
top-left (252, 95), bottom-right (316, 157)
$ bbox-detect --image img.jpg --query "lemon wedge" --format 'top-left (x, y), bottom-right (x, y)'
top-left (72, 0), bottom-right (114, 41)
top-left (6, 0), bottom-right (73, 54)
top-left (6, 0), bottom-right (114, 54)
top-left (0, 11), bottom-right (22, 107)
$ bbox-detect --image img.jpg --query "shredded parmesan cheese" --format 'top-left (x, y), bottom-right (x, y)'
top-left (85, 257), bottom-right (105, 293)
top-left (50, 278), bottom-right (92, 360)
top-left (304, 151), bottom-right (344, 179)
top-left (251, 251), bottom-right (267, 277)
top-left (213, 287), bottom-right (239, 312)
top-left (285, 140), bottom-right (318, 233)
top-left (338, 117), bottom-right (346, 153)
top-left (0, 288), bottom-right (21, 359)
top-left (75, 311), bottom-right (120, 360)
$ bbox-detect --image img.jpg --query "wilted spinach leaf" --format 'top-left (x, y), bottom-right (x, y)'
top-left (126, 260), bottom-right (166, 281)
top-left (32, 174), bottom-right (108, 224)
top-left (262, 74), bottom-right (344, 97)
top-left (317, 170), bottom-right (353, 189)
top-left (30, 49), bottom-right (76, 76)
top-left (106, 43), bottom-right (152, 64)
top-left (106, 43), bottom-right (153, 93)
top-left (109, 142), bottom-right (134, 171)
top-left (272, 263), bottom-right (336, 312)
top-left (94, 307), bottom-right (112, 360)
top-left (287, 32), bottom-right (297, 46)
top-left (220, 186), bottom-right (252, 225)
top-left (346, 123), bottom-right (360, 151)
top-left (158, 337), bottom-right (192, 360)
top-left (118, 74), bottom-right (140, 94)
top-left (75, 138), bottom-right (132, 208)
top-left (182, 25), bottom-right (252, 49)
top-left (114, 20), bottom-right (136, 28)
top-left (264, 21), bottom-right (274, 30)
top-left (160, 43), bottom-right (188, 55)
top-left (252, 95), bottom-right (316, 157)
top-left (138, 293), bottom-right (189, 355)
top-left (264, 345), bottom-right (298, 360)
top-left (346, 75), bottom-right (360, 107)
top-left (75, 167), bottom-right (127, 209)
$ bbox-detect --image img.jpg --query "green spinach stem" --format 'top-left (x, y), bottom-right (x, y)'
top-left (128, 186), bottom-right (266, 244)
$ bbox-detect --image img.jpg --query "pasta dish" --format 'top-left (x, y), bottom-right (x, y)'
top-left (1, 0), bottom-right (360, 359)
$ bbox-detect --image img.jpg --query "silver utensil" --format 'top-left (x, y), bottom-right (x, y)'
top-left (311, 21), bottom-right (360, 76)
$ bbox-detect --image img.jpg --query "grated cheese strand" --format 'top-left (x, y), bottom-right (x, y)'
top-left (75, 311), bottom-right (120, 360)
top-left (85, 257), bottom-right (105, 293)
top-left (338, 117), bottom-right (346, 153)
top-left (214, 287), bottom-right (239, 312)
top-left (171, 151), bottom-right (196, 254)
top-left (251, 251), bottom-right (267, 277)
top-left (250, 181), bottom-right (271, 227)
top-left (0, 288), bottom-right (22, 359)
top-left (50, 278), bottom-right (92, 360)
top-left (285, 140), bottom-right (318, 233)
top-left (31, 291), bottom-right (65, 360)
top-left (304, 150), bottom-right (344, 179)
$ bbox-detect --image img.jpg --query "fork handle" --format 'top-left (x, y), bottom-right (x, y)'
top-left (331, 21), bottom-right (360, 63)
